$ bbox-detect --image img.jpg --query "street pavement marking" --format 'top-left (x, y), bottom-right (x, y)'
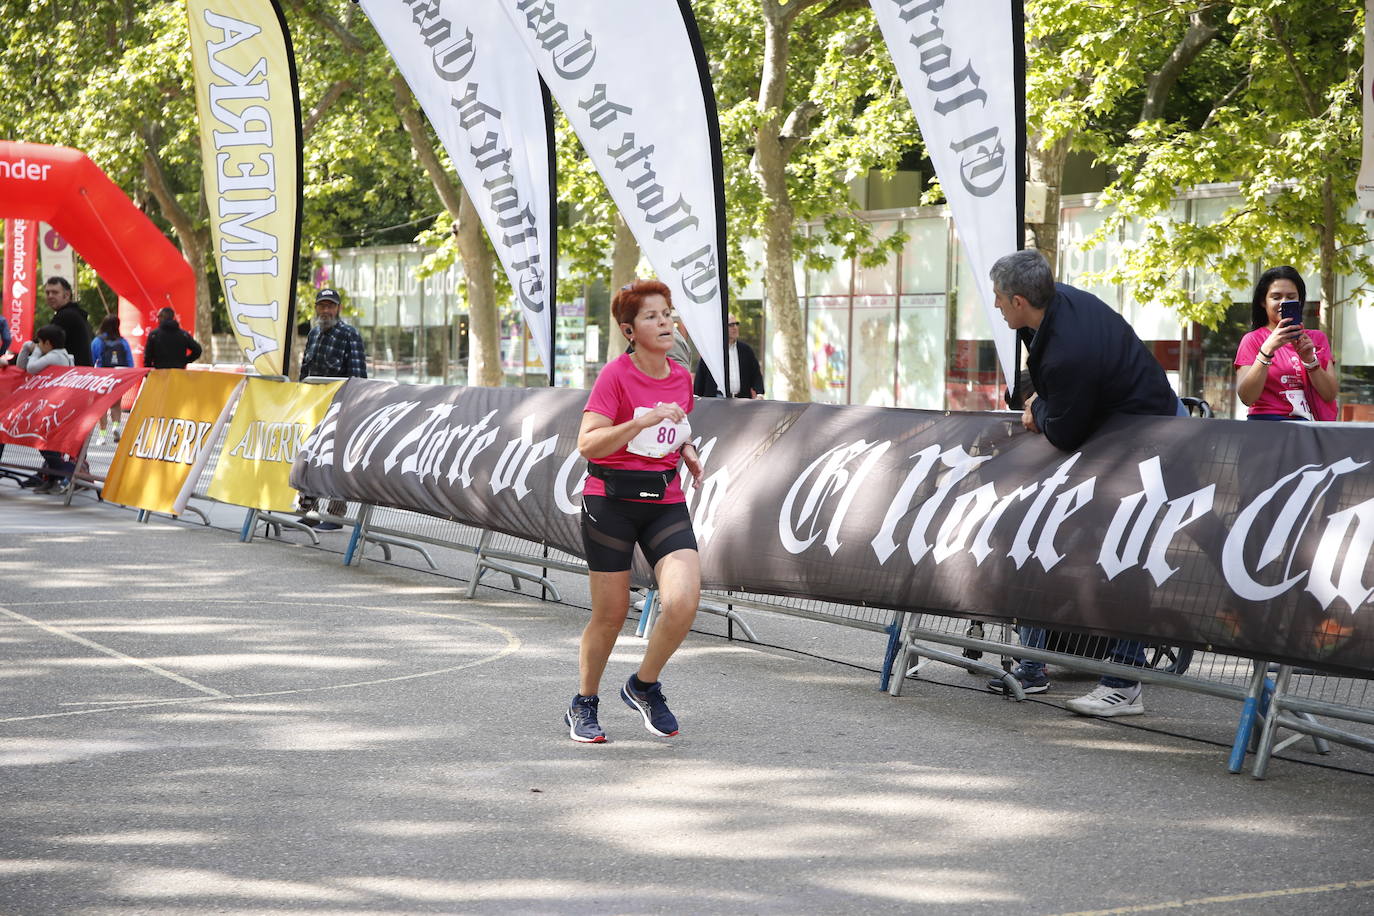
top-left (1052, 878), bottom-right (1374, 915)
top-left (0, 601), bottom-right (521, 724)
top-left (0, 605), bottom-right (229, 698)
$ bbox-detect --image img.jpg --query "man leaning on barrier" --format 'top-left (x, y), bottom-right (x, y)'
top-left (297, 288), bottom-right (367, 531)
top-left (987, 249), bottom-right (1183, 718)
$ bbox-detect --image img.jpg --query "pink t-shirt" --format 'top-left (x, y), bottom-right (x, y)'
top-left (582, 353), bottom-right (694, 503)
top-left (1235, 327), bottom-right (1332, 418)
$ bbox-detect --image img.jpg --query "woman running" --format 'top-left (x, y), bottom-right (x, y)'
top-left (566, 279), bottom-right (704, 743)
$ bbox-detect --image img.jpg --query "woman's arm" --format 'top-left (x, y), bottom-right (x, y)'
top-left (1304, 360), bottom-right (1339, 402)
top-left (1294, 333), bottom-right (1338, 402)
top-left (578, 403), bottom-right (685, 461)
top-left (1236, 330), bottom-right (1279, 407)
top-left (1236, 359), bottom-right (1271, 407)
top-left (680, 440), bottom-right (703, 484)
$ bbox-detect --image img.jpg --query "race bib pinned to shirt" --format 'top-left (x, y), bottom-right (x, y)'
top-left (1283, 388), bottom-right (1313, 420)
top-left (626, 405), bottom-right (691, 459)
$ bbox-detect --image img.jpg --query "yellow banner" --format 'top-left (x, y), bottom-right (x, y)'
top-left (186, 0), bottom-right (301, 377)
top-left (104, 370), bottom-right (246, 515)
top-left (206, 377), bottom-right (341, 511)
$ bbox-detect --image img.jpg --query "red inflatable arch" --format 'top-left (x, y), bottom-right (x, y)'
top-left (0, 141), bottom-right (195, 336)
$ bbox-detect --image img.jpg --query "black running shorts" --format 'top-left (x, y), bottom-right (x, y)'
top-left (580, 495), bottom-right (698, 573)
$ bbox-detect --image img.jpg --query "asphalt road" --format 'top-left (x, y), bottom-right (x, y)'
top-left (1, 488), bottom-right (1371, 915)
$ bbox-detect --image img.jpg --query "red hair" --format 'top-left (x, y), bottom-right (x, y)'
top-left (612, 279), bottom-right (672, 330)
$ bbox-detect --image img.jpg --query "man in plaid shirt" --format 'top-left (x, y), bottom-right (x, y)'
top-left (298, 288), bottom-right (366, 530)
top-left (300, 288), bottom-right (367, 380)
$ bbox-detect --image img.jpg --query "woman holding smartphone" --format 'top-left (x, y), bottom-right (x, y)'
top-left (1234, 266), bottom-right (1338, 420)
top-left (565, 279), bottom-right (705, 743)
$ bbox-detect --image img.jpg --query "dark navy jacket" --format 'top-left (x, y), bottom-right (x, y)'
top-left (1021, 283), bottom-right (1177, 451)
top-left (52, 303), bottom-right (94, 367)
top-left (694, 340), bottom-right (765, 398)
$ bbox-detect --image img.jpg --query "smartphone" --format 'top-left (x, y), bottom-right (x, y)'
top-left (1280, 300), bottom-right (1303, 327)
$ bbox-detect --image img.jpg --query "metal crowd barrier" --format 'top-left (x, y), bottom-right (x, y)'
top-left (0, 423), bottom-right (111, 507)
top-left (167, 444), bottom-right (1374, 780)
top-left (10, 387), bottom-right (1374, 782)
top-left (0, 444), bottom-right (46, 486)
top-left (1252, 665), bottom-right (1374, 779)
top-left (888, 612), bottom-right (1365, 776)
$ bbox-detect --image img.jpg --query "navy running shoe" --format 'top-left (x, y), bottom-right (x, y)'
top-left (987, 665), bottom-right (1050, 695)
top-left (564, 694), bottom-right (606, 743)
top-left (620, 676), bottom-right (679, 737)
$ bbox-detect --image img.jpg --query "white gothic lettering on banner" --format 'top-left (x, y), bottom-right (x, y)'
top-left (868, 0), bottom-right (1021, 386)
top-left (498, 0), bottom-right (730, 392)
top-left (197, 9), bottom-right (284, 363)
top-left (289, 381), bottom-right (1374, 670)
top-left (359, 0), bottom-right (556, 369)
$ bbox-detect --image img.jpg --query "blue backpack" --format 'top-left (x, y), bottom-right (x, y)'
top-left (99, 338), bottom-right (125, 368)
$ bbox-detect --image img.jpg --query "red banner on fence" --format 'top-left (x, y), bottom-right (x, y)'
top-left (0, 365), bottom-right (27, 402)
top-left (0, 366), bottom-right (148, 455)
top-left (3, 218), bottom-right (38, 352)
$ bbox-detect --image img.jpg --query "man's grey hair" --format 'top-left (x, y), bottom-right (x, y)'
top-left (989, 250), bottom-right (1055, 311)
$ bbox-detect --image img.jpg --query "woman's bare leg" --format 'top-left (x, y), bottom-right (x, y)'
top-left (580, 569), bottom-right (632, 697)
top-left (638, 549), bottom-right (700, 683)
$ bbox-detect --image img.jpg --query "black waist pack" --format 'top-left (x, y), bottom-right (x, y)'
top-left (587, 463), bottom-right (672, 501)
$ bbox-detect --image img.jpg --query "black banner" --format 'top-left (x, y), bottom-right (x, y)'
top-left (292, 379), bottom-right (1374, 675)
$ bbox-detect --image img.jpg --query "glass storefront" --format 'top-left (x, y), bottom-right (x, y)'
top-left (317, 245), bottom-right (464, 387)
top-left (316, 188), bottom-right (1374, 419)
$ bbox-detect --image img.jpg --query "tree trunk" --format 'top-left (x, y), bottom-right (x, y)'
top-left (456, 189), bottom-right (502, 386)
top-left (607, 212), bottom-right (639, 361)
top-left (1267, 13), bottom-right (1338, 337)
top-left (1320, 175), bottom-right (1337, 333)
top-left (141, 141), bottom-right (213, 353)
top-left (390, 74), bottom-right (501, 386)
top-left (303, 80), bottom-right (352, 141)
top-left (1140, 12), bottom-right (1219, 122)
top-left (753, 7), bottom-right (808, 401)
top-left (1026, 132), bottom-right (1072, 270)
top-left (190, 241), bottom-right (213, 360)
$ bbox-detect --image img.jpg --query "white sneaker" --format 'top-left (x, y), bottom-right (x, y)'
top-left (1065, 684), bottom-right (1144, 717)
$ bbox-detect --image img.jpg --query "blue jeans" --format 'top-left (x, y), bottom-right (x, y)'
top-left (38, 450), bottom-right (74, 480)
top-left (1101, 640), bottom-right (1147, 689)
top-left (1016, 626), bottom-right (1048, 677)
top-left (1017, 627), bottom-right (1145, 688)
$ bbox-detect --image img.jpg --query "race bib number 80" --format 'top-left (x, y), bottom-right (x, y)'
top-left (626, 406), bottom-right (691, 459)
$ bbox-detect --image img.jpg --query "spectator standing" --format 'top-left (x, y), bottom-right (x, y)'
top-left (1234, 266), bottom-right (1338, 421)
top-left (91, 314), bottom-right (134, 444)
top-left (0, 314), bottom-right (11, 363)
top-left (144, 307), bottom-right (203, 369)
top-left (45, 277), bottom-right (93, 367)
top-left (694, 313), bottom-right (765, 398)
top-left (986, 250), bottom-right (1182, 718)
top-left (299, 288), bottom-right (367, 380)
top-left (297, 288), bottom-right (367, 530)
top-left (16, 324), bottom-right (76, 493)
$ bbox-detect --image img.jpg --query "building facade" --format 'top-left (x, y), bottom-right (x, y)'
top-left (316, 186), bottom-right (1374, 419)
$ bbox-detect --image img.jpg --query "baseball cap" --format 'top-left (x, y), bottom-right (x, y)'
top-left (315, 288), bottom-right (342, 304)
